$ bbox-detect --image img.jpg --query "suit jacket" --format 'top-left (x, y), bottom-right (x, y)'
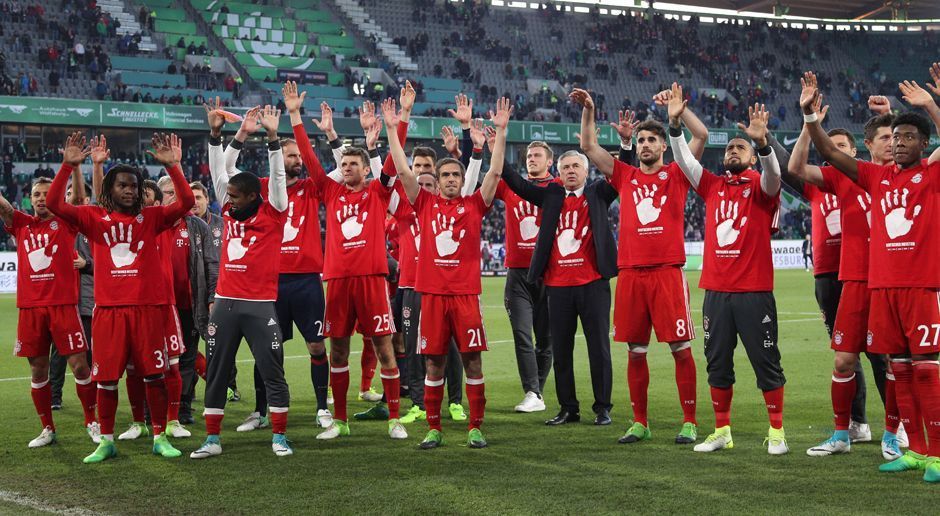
top-left (501, 171), bottom-right (619, 283)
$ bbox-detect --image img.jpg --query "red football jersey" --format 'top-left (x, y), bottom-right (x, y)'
top-left (496, 177), bottom-right (552, 269)
top-left (217, 202), bottom-right (286, 301)
top-left (856, 160), bottom-right (940, 288)
top-left (412, 188), bottom-right (490, 295)
top-left (609, 160), bottom-right (689, 268)
top-left (696, 170), bottom-right (780, 292)
top-left (7, 211), bottom-right (79, 308)
top-left (390, 184), bottom-right (419, 288)
top-left (167, 218), bottom-right (192, 308)
top-left (385, 213), bottom-right (400, 263)
top-left (260, 177), bottom-right (324, 274)
top-left (802, 183), bottom-right (841, 276)
top-left (543, 193), bottom-right (601, 287)
top-left (819, 166), bottom-right (871, 282)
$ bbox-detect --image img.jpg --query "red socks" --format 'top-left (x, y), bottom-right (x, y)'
top-left (269, 408), bottom-right (288, 434)
top-left (194, 352), bottom-right (207, 380)
top-left (893, 361), bottom-right (927, 455)
top-left (97, 383), bottom-right (119, 436)
top-left (762, 387), bottom-right (784, 429)
top-left (424, 376), bottom-right (444, 431)
top-left (466, 376), bottom-right (486, 430)
top-left (360, 338), bottom-right (377, 392)
top-left (885, 373), bottom-right (900, 434)
top-left (913, 360), bottom-right (940, 457)
top-left (205, 409), bottom-right (223, 436)
top-left (31, 379), bottom-right (54, 431)
top-left (330, 364), bottom-right (350, 422)
top-left (627, 351), bottom-right (649, 426)
top-left (166, 363), bottom-right (182, 422)
top-left (75, 375), bottom-right (97, 426)
top-left (672, 347), bottom-right (697, 424)
top-left (125, 372), bottom-right (146, 423)
top-left (831, 371), bottom-right (856, 431)
top-left (380, 368), bottom-right (401, 419)
top-left (710, 386), bottom-right (733, 427)
top-left (144, 377), bottom-right (168, 436)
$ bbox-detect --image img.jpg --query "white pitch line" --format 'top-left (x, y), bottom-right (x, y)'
top-left (0, 490), bottom-right (100, 515)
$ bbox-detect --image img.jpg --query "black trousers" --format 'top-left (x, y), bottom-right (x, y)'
top-left (175, 308), bottom-right (198, 414)
top-left (814, 273), bottom-right (888, 423)
top-left (204, 299), bottom-right (289, 411)
top-left (702, 291), bottom-right (785, 391)
top-left (401, 288), bottom-right (463, 407)
top-left (505, 268), bottom-right (552, 395)
top-left (546, 279), bottom-right (612, 415)
top-left (50, 315), bottom-right (92, 403)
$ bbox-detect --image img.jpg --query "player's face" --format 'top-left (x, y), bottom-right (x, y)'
top-left (161, 184), bottom-right (176, 205)
top-left (636, 130), bottom-right (665, 166)
top-left (341, 155), bottom-right (367, 187)
top-left (891, 124), bottom-right (927, 167)
top-left (437, 163), bottom-right (464, 199)
top-left (865, 126), bottom-right (893, 165)
top-left (30, 183), bottom-right (50, 218)
top-left (417, 173), bottom-right (438, 195)
top-left (526, 147), bottom-right (552, 177)
top-left (723, 138), bottom-right (755, 174)
top-left (412, 156), bottom-right (435, 176)
top-left (282, 142), bottom-right (303, 178)
top-left (111, 172), bottom-right (140, 210)
top-left (558, 155), bottom-right (587, 190)
top-left (143, 188), bottom-right (159, 207)
top-left (191, 189), bottom-right (208, 217)
top-left (227, 184), bottom-right (258, 211)
top-left (830, 135), bottom-right (858, 157)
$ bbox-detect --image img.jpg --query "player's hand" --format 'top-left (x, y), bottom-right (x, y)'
top-left (448, 93), bottom-right (473, 128)
top-left (147, 133), bottom-right (182, 167)
top-left (469, 118), bottom-right (485, 148)
top-left (381, 97), bottom-right (400, 129)
top-left (61, 131), bottom-right (92, 166)
top-left (928, 62), bottom-right (940, 97)
top-left (358, 100), bottom-right (376, 131)
top-left (281, 81), bottom-right (306, 114)
top-left (399, 80), bottom-right (416, 113)
top-left (365, 120), bottom-right (382, 150)
top-left (484, 126), bottom-right (497, 153)
top-left (73, 255), bottom-right (86, 269)
top-left (488, 97), bottom-right (513, 129)
top-left (568, 88), bottom-right (594, 109)
top-left (204, 96), bottom-right (226, 135)
top-left (237, 106), bottom-right (262, 137)
top-left (441, 125), bottom-right (461, 158)
top-left (799, 72), bottom-right (819, 114)
top-left (868, 95), bottom-right (891, 115)
top-left (813, 94), bottom-right (830, 124)
top-left (652, 89), bottom-right (673, 106)
top-left (667, 82), bottom-right (687, 125)
top-left (89, 135), bottom-right (110, 165)
top-left (311, 102), bottom-right (335, 136)
top-left (610, 110), bottom-right (639, 142)
top-left (738, 104), bottom-right (769, 148)
top-left (899, 80), bottom-right (936, 109)
top-left (259, 104), bottom-right (281, 138)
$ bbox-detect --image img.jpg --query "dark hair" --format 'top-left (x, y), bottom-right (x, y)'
top-left (827, 128), bottom-right (856, 148)
top-left (435, 157), bottom-right (465, 178)
top-left (279, 138), bottom-right (297, 147)
top-left (31, 177), bottom-right (53, 189)
top-left (891, 111), bottom-right (932, 139)
top-left (228, 171), bottom-right (261, 196)
top-left (341, 146), bottom-right (370, 166)
top-left (527, 141), bottom-right (553, 160)
top-left (189, 181), bottom-right (209, 197)
top-left (411, 146), bottom-right (438, 161)
top-left (100, 164), bottom-right (144, 214)
top-left (635, 120), bottom-right (667, 142)
top-left (143, 180), bottom-right (162, 203)
top-left (863, 113), bottom-right (895, 141)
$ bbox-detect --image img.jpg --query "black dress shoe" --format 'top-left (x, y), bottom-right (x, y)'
top-left (179, 413), bottom-right (195, 425)
top-left (593, 410), bottom-right (612, 426)
top-left (545, 410), bottom-right (580, 425)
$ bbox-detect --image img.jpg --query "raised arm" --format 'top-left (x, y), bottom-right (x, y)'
top-left (260, 105), bottom-right (287, 212)
top-left (653, 87), bottom-right (708, 159)
top-left (480, 98), bottom-right (512, 207)
top-left (905, 71), bottom-right (940, 164)
top-left (666, 83), bottom-right (703, 189)
top-left (283, 81), bottom-right (329, 187)
top-left (147, 133), bottom-right (194, 221)
top-left (0, 187), bottom-right (13, 227)
top-left (611, 109), bottom-right (639, 165)
top-left (460, 119), bottom-right (487, 196)
top-left (788, 125), bottom-right (824, 187)
top-left (737, 103), bottom-right (780, 195)
top-left (800, 72), bottom-right (859, 181)
top-left (48, 132), bottom-right (92, 226)
top-left (67, 161), bottom-right (86, 205)
top-left (383, 98), bottom-right (418, 204)
top-left (225, 105), bottom-right (261, 177)
top-left (448, 93), bottom-right (474, 167)
top-left (571, 88), bottom-right (615, 177)
top-left (89, 134), bottom-right (110, 202)
top-left (205, 100), bottom-right (230, 205)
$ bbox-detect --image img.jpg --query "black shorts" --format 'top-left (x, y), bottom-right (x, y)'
top-left (391, 287), bottom-right (405, 332)
top-left (275, 272), bottom-right (325, 343)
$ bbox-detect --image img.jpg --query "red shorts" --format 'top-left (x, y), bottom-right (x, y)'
top-left (614, 266), bottom-right (695, 344)
top-left (15, 305), bottom-right (87, 358)
top-left (831, 281), bottom-right (870, 353)
top-left (419, 294), bottom-right (487, 355)
top-left (91, 306), bottom-right (170, 382)
top-left (867, 288), bottom-right (940, 355)
top-left (325, 275), bottom-right (395, 338)
top-left (161, 306), bottom-right (185, 359)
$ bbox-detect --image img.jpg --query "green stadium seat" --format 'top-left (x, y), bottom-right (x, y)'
top-left (317, 34), bottom-right (356, 48)
top-left (152, 8), bottom-right (189, 22)
top-left (305, 22), bottom-right (343, 36)
top-left (261, 82), bottom-right (350, 100)
top-left (204, 12), bottom-right (298, 31)
top-left (155, 20), bottom-right (198, 35)
top-left (214, 25), bottom-right (307, 43)
top-left (415, 76), bottom-right (464, 92)
top-left (226, 39), bottom-right (315, 59)
top-left (424, 90), bottom-right (465, 104)
top-left (110, 56), bottom-right (173, 73)
top-left (168, 35), bottom-right (209, 49)
top-left (235, 54), bottom-right (333, 73)
top-left (142, 0), bottom-right (174, 8)
top-left (295, 10), bottom-right (331, 23)
top-left (121, 71), bottom-right (187, 88)
top-left (132, 86), bottom-right (234, 102)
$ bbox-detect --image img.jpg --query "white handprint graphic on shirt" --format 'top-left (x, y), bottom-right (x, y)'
top-left (410, 222), bottom-right (421, 252)
top-left (857, 193), bottom-right (872, 228)
top-left (715, 200), bottom-right (747, 248)
top-left (881, 188), bottom-right (921, 239)
top-left (633, 184), bottom-right (667, 225)
top-left (23, 233), bottom-right (58, 272)
top-left (282, 201), bottom-right (306, 243)
top-left (513, 202), bottom-right (539, 240)
top-left (819, 194), bottom-right (841, 236)
top-left (431, 213), bottom-right (465, 257)
top-left (556, 210), bottom-right (588, 257)
top-left (226, 220), bottom-right (257, 261)
top-left (337, 204), bottom-right (368, 240)
top-left (103, 222), bottom-right (143, 268)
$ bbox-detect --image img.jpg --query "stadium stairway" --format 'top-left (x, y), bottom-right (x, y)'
top-left (329, 0), bottom-right (419, 72)
top-left (96, 0), bottom-right (159, 52)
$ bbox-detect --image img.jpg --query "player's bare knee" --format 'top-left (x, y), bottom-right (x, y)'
top-left (306, 340), bottom-right (325, 356)
top-left (460, 352), bottom-right (482, 376)
top-left (426, 355), bottom-right (447, 377)
top-left (669, 341), bottom-right (691, 354)
top-left (833, 352), bottom-right (858, 374)
top-left (628, 343), bottom-right (649, 354)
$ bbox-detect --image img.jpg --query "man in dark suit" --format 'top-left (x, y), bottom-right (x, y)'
top-left (500, 149), bottom-right (619, 426)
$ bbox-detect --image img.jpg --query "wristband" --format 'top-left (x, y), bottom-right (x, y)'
top-left (368, 148), bottom-right (380, 159)
top-left (803, 112), bottom-right (819, 123)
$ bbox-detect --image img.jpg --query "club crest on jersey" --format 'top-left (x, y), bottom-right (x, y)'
top-left (207, 323), bottom-right (216, 336)
top-left (298, 189), bottom-right (305, 196)
top-left (658, 171), bottom-right (668, 180)
top-left (50, 221), bottom-right (58, 231)
top-left (180, 229), bottom-right (189, 238)
top-left (421, 336), bottom-right (427, 350)
top-left (631, 179), bottom-right (639, 186)
top-left (457, 206), bottom-right (465, 214)
top-left (743, 187), bottom-right (751, 199)
top-left (402, 307), bottom-right (411, 319)
top-left (867, 331), bottom-right (873, 347)
top-left (703, 316), bottom-right (709, 331)
top-left (912, 173), bottom-right (923, 184)
top-left (213, 228), bottom-right (221, 238)
top-left (92, 363), bottom-right (99, 376)
top-left (135, 214), bottom-right (144, 223)
top-left (362, 192), bottom-right (369, 200)
top-left (833, 331), bottom-right (844, 346)
top-left (14, 340), bottom-right (21, 355)
top-left (325, 321), bottom-right (331, 333)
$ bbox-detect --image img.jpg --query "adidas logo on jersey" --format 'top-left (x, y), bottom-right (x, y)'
top-left (268, 318), bottom-right (277, 326)
top-left (762, 315), bottom-right (772, 323)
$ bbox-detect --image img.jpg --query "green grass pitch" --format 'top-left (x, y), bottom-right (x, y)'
top-left (0, 271), bottom-right (936, 514)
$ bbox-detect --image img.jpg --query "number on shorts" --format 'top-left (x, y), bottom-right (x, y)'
top-left (314, 321), bottom-right (323, 336)
top-left (916, 324), bottom-right (940, 348)
top-left (467, 328), bottom-right (482, 348)
top-left (373, 314), bottom-right (391, 333)
top-left (676, 319), bottom-right (687, 338)
top-left (153, 350), bottom-right (165, 369)
top-left (168, 335), bottom-right (180, 352)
